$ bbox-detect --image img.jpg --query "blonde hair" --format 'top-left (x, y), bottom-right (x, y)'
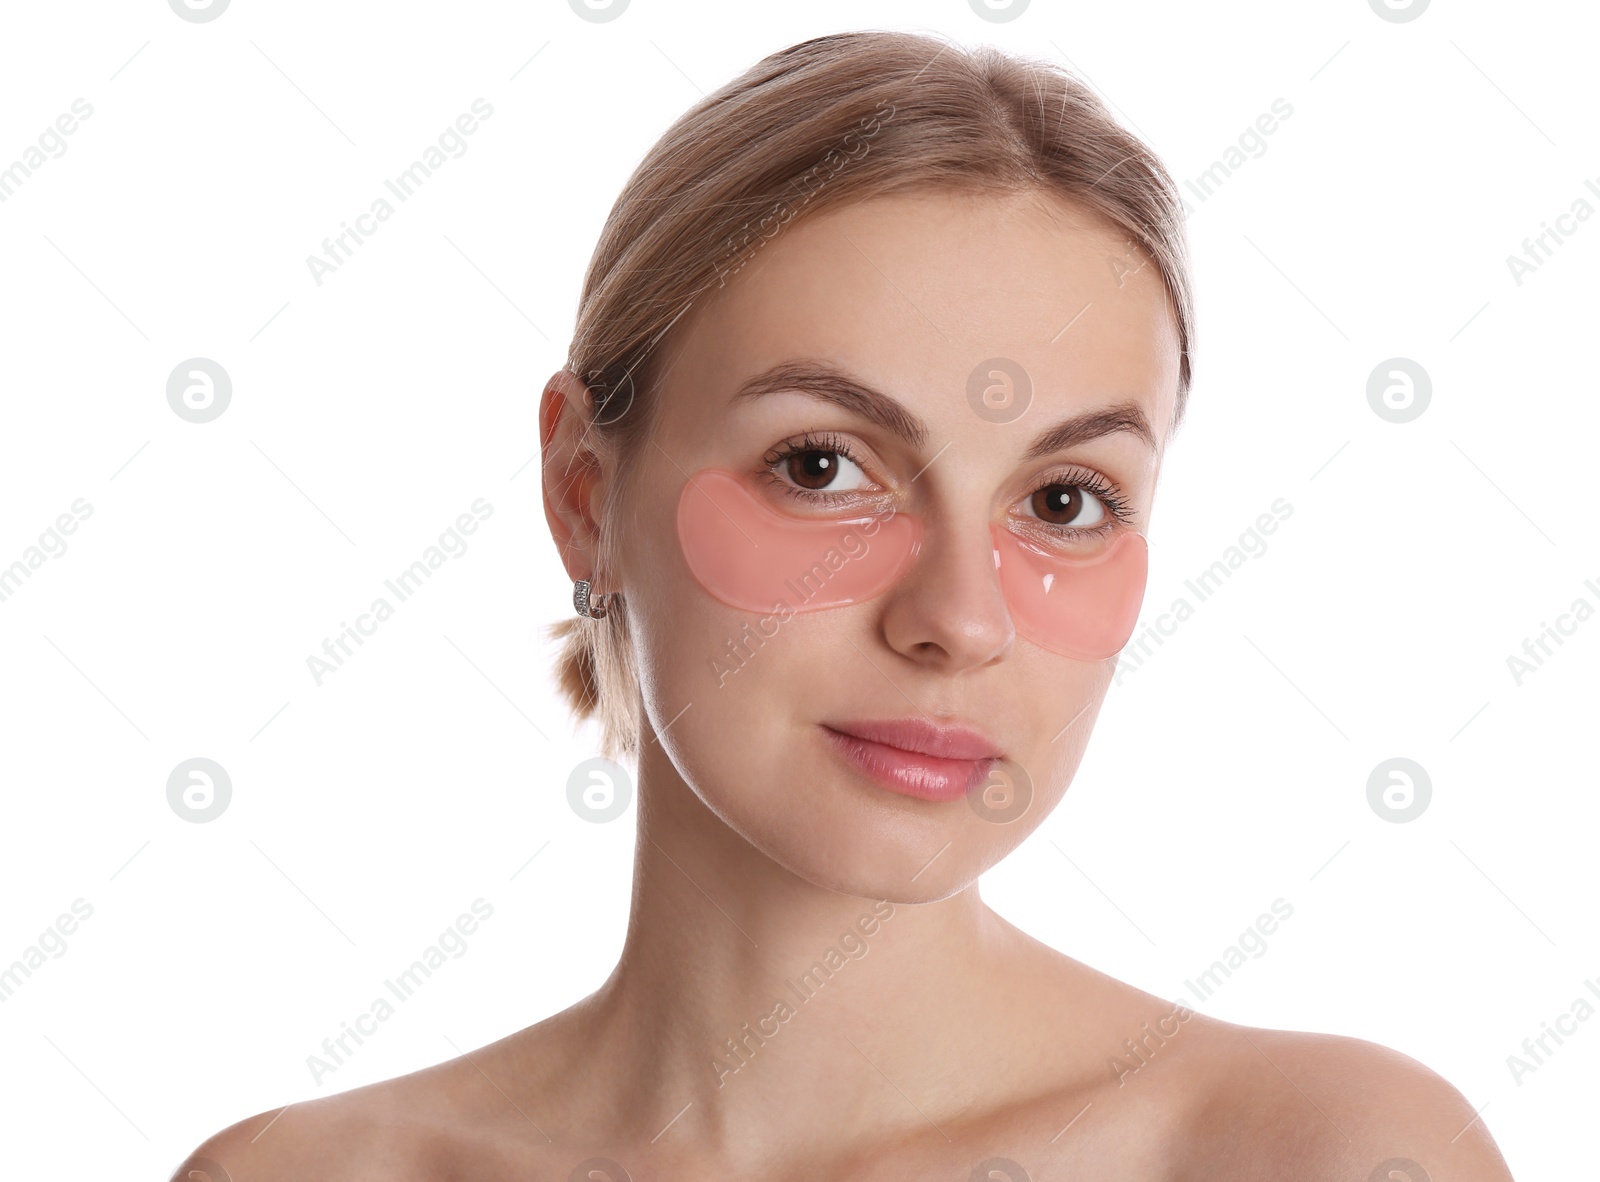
top-left (547, 29), bottom-right (1195, 763)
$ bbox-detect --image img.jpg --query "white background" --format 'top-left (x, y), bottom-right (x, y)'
top-left (0, 0), bottom-right (1594, 1176)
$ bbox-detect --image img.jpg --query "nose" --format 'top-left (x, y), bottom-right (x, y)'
top-left (878, 505), bottom-right (1015, 671)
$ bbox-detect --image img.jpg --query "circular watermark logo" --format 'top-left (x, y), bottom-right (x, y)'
top-left (568, 757), bottom-right (633, 823)
top-left (968, 0), bottom-right (1030, 23)
top-left (569, 1157), bottom-right (631, 1182)
top-left (592, 368), bottom-right (635, 427)
top-left (167, 358), bottom-right (232, 423)
top-left (168, 0), bottom-right (230, 22)
top-left (177, 1157), bottom-right (233, 1182)
top-left (1369, 1158), bottom-right (1431, 1182)
top-left (168, 758), bottom-right (232, 824)
top-left (1366, 357), bottom-right (1430, 423)
top-left (567, 0), bottom-right (630, 22)
top-left (967, 357), bottom-right (1032, 424)
top-left (970, 1158), bottom-right (1031, 1182)
top-left (1366, 757), bottom-right (1431, 824)
top-left (968, 762), bottom-right (1033, 824)
top-left (1367, 0), bottom-right (1429, 23)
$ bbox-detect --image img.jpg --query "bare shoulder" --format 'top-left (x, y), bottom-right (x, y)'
top-left (168, 1059), bottom-right (473, 1182)
top-left (1172, 1017), bottom-right (1516, 1182)
top-left (169, 1003), bottom-right (606, 1181)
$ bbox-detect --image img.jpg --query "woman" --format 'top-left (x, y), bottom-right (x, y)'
top-left (179, 29), bottom-right (1514, 1180)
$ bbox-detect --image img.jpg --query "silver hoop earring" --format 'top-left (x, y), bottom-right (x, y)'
top-left (573, 579), bottom-right (618, 619)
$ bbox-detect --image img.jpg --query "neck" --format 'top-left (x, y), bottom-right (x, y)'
top-left (524, 736), bottom-right (1082, 1165)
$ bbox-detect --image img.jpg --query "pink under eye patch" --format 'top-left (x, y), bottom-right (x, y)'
top-left (676, 468), bottom-right (923, 612)
top-left (676, 468), bottom-right (1148, 660)
top-left (991, 523), bottom-right (1147, 660)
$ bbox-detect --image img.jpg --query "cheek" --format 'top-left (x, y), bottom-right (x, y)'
top-left (986, 648), bottom-right (1112, 824)
top-left (629, 592), bottom-right (874, 875)
top-left (623, 498), bottom-right (820, 805)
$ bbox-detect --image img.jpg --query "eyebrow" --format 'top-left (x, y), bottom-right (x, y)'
top-left (729, 359), bottom-right (1157, 458)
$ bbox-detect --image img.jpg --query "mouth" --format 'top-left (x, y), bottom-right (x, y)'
top-left (819, 718), bottom-right (1001, 803)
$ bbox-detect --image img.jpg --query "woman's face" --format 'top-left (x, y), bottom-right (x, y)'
top-left (599, 188), bottom-right (1180, 902)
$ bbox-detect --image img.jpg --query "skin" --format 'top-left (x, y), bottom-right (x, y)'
top-left (177, 190), bottom-right (1515, 1181)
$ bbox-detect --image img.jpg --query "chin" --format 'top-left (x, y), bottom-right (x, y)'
top-left (723, 776), bottom-right (1043, 904)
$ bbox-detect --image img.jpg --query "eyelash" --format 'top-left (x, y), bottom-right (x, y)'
top-left (759, 430), bottom-right (1136, 539)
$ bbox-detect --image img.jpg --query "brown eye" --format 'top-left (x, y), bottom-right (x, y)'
top-left (779, 449), bottom-right (871, 493)
top-left (1029, 484), bottom-right (1106, 528)
top-left (786, 451), bottom-right (839, 490)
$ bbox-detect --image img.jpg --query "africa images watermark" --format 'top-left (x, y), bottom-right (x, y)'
top-left (1504, 574), bottom-right (1600, 686)
top-left (1177, 98), bottom-right (1295, 215)
top-left (1505, 171), bottom-right (1600, 287)
top-left (711, 900), bottom-right (896, 1087)
top-left (707, 501), bottom-right (907, 688)
top-left (1108, 998), bottom-right (1196, 1087)
top-left (1181, 897), bottom-right (1295, 1005)
top-left (305, 497), bottom-right (493, 685)
top-left (305, 98), bottom-right (495, 286)
top-left (708, 101), bottom-right (895, 289)
top-left (1113, 498), bottom-right (1294, 685)
top-left (307, 898), bottom-right (494, 1085)
top-left (0, 898), bottom-right (95, 1004)
top-left (1505, 974), bottom-right (1600, 1086)
top-left (0, 97), bottom-right (94, 205)
top-left (0, 497), bottom-right (93, 606)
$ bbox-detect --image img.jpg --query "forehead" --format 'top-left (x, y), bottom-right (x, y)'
top-left (656, 188), bottom-right (1182, 440)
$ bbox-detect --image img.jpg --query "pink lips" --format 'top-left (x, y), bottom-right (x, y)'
top-left (820, 718), bottom-right (1001, 802)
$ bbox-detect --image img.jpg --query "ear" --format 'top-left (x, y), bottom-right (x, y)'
top-left (540, 368), bottom-right (608, 584)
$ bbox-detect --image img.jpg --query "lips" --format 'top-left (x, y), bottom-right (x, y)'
top-left (820, 718), bottom-right (1001, 802)
top-left (824, 718), bottom-right (1002, 761)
